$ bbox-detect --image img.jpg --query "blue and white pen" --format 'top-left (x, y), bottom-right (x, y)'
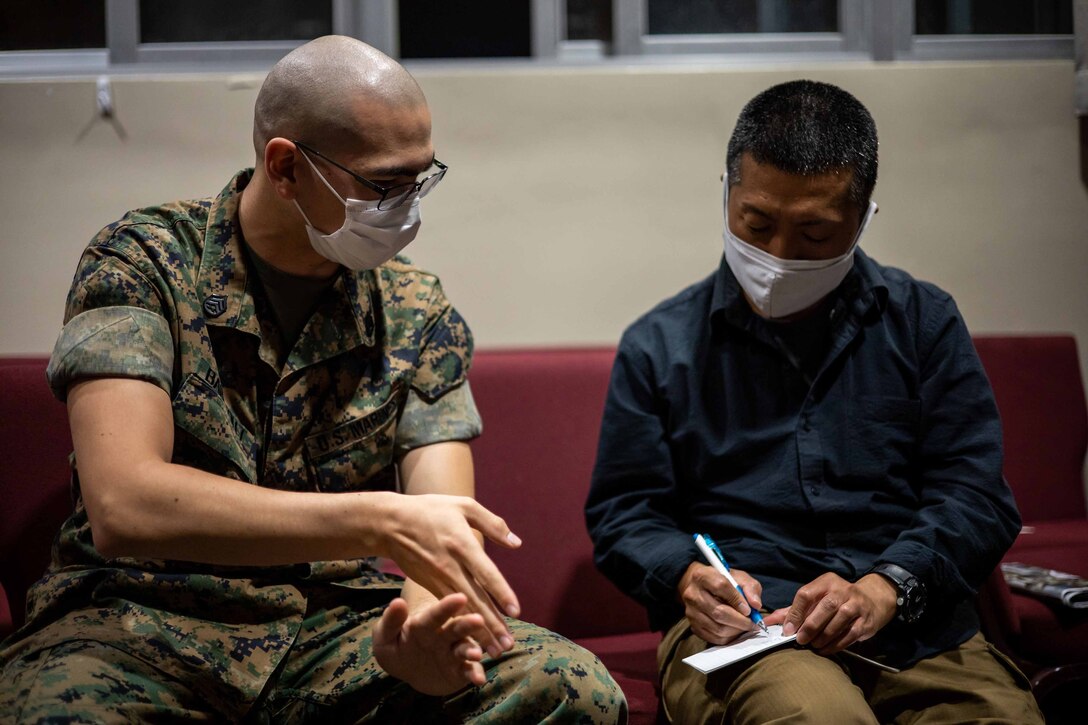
top-left (693, 533), bottom-right (768, 634)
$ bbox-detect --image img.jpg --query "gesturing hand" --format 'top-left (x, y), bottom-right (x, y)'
top-left (380, 493), bottom-right (521, 659)
top-left (763, 572), bottom-right (897, 655)
top-left (374, 593), bottom-right (489, 696)
top-left (678, 562), bottom-right (763, 645)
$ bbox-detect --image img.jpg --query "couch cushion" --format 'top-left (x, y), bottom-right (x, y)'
top-left (1013, 593), bottom-right (1088, 664)
top-left (1003, 520), bottom-right (1088, 664)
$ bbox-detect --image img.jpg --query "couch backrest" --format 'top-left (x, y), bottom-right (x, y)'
top-left (468, 348), bottom-right (650, 640)
top-left (973, 335), bottom-right (1088, 522)
top-left (6, 337), bottom-right (1083, 638)
top-left (0, 358), bottom-right (73, 637)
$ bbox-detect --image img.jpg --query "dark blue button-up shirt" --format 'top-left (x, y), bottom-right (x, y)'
top-left (585, 250), bottom-right (1021, 667)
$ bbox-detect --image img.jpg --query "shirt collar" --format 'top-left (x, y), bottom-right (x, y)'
top-left (197, 169), bottom-right (376, 367)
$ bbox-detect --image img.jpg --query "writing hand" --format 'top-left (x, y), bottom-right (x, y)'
top-left (678, 561), bottom-right (763, 645)
top-left (381, 493), bottom-right (521, 659)
top-left (373, 593), bottom-right (489, 696)
top-left (763, 572), bottom-right (897, 655)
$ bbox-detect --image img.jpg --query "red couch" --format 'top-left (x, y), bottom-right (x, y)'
top-left (972, 337), bottom-right (1088, 721)
top-left (3, 338), bottom-right (1087, 724)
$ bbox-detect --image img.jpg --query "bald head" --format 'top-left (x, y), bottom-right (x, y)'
top-left (253, 35), bottom-right (426, 159)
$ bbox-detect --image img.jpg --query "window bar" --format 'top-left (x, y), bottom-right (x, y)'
top-left (612, 0), bottom-right (643, 56)
top-left (105, 0), bottom-right (138, 64)
top-left (532, 0), bottom-right (562, 58)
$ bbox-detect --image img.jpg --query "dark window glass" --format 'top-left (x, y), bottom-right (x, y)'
top-left (0, 0), bottom-right (105, 50)
top-left (567, 0), bottom-right (612, 42)
top-left (399, 0), bottom-right (530, 58)
top-left (648, 0), bottom-right (837, 35)
top-left (916, 0), bottom-right (1072, 35)
top-left (139, 0), bottom-right (331, 43)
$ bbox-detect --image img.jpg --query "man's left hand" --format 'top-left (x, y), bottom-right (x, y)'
top-left (373, 592), bottom-right (490, 696)
top-left (763, 572), bottom-right (897, 655)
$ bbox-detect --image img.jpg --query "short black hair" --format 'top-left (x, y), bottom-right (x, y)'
top-left (726, 80), bottom-right (878, 212)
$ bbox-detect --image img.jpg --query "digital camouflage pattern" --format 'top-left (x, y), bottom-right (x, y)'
top-left (0, 170), bottom-right (626, 722)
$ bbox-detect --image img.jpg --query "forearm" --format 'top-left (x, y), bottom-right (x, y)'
top-left (884, 301), bottom-right (1020, 600)
top-left (874, 484), bottom-right (1019, 602)
top-left (399, 440), bottom-right (483, 611)
top-left (69, 376), bottom-right (403, 565)
top-left (87, 457), bottom-right (401, 565)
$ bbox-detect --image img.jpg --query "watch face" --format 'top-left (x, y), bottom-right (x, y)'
top-left (901, 578), bottom-right (925, 622)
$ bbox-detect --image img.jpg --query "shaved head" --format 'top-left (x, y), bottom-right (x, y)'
top-left (253, 35), bottom-right (426, 159)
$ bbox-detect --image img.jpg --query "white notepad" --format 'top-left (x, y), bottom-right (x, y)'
top-left (682, 624), bottom-right (797, 674)
top-left (682, 624), bottom-right (902, 674)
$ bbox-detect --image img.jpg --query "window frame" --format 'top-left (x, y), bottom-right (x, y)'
top-left (0, 0), bottom-right (1074, 78)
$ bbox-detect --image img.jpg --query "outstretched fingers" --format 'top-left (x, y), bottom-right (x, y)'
top-left (457, 565), bottom-right (516, 658)
top-left (458, 500), bottom-right (522, 620)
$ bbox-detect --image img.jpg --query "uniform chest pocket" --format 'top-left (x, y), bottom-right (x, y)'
top-left (173, 373), bottom-right (258, 482)
top-left (843, 396), bottom-right (921, 484)
top-left (304, 393), bottom-right (400, 493)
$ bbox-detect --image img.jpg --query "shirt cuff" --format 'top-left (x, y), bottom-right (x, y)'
top-left (47, 306), bottom-right (174, 402)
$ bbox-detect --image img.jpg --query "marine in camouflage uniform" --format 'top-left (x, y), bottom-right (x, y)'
top-left (0, 168), bottom-right (627, 723)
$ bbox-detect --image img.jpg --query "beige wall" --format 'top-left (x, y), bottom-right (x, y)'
top-left (2, 60), bottom-right (1086, 379)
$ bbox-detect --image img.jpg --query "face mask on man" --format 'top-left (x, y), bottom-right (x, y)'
top-left (294, 150), bottom-right (422, 271)
top-left (722, 173), bottom-right (876, 319)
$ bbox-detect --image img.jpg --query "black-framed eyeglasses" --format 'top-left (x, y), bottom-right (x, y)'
top-left (293, 139), bottom-right (448, 210)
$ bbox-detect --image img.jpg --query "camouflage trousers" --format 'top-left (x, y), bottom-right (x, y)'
top-left (0, 588), bottom-right (627, 724)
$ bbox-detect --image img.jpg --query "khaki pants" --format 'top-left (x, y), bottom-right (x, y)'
top-left (658, 619), bottom-right (1043, 724)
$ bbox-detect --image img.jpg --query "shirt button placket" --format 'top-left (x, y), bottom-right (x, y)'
top-left (798, 408), bottom-right (822, 499)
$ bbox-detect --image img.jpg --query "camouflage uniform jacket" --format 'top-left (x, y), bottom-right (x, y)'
top-left (7, 169), bottom-right (481, 711)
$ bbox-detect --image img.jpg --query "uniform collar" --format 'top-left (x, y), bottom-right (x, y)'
top-left (197, 169), bottom-right (377, 373)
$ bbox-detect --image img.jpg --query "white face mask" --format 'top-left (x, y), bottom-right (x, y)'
top-left (294, 151), bottom-right (422, 271)
top-left (722, 173), bottom-right (876, 319)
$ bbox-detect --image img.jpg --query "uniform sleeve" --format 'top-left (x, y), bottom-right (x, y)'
top-left (585, 328), bottom-right (700, 631)
top-left (395, 278), bottom-right (480, 454)
top-left (409, 279), bottom-right (473, 402)
top-left (46, 231), bottom-right (175, 402)
top-left (394, 382), bottom-right (482, 456)
top-left (872, 294), bottom-right (1021, 607)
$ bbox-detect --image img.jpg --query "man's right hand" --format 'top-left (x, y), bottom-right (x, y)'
top-left (678, 561), bottom-right (763, 645)
top-left (380, 493), bottom-right (522, 657)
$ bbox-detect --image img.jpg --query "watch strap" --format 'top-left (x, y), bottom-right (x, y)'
top-left (872, 562), bottom-right (926, 623)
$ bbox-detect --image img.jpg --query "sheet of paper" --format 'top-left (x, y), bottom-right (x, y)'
top-left (682, 624), bottom-right (797, 674)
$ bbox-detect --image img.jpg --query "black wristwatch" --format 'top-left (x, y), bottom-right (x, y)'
top-left (872, 563), bottom-right (927, 623)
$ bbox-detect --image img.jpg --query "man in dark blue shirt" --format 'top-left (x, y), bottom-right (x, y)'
top-left (586, 80), bottom-right (1043, 723)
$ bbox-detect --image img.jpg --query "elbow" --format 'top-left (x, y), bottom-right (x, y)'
top-left (89, 528), bottom-right (125, 560)
top-left (87, 502), bottom-right (137, 560)
top-left (83, 480), bottom-right (147, 560)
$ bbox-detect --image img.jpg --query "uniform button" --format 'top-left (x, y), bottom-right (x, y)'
top-left (810, 486), bottom-right (819, 495)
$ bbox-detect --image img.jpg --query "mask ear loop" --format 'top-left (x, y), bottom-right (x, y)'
top-left (852, 201), bottom-right (878, 247)
top-left (297, 147), bottom-right (349, 205)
